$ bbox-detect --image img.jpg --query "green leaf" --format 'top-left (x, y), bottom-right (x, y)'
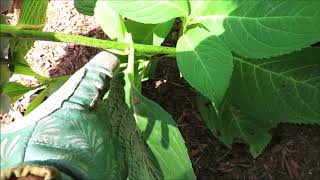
top-left (125, 19), bottom-right (174, 45)
top-left (25, 87), bottom-right (48, 115)
top-left (47, 76), bottom-right (69, 95)
top-left (121, 45), bottom-right (195, 179)
top-left (189, 0), bottom-right (320, 58)
top-left (14, 63), bottom-right (47, 80)
top-left (18, 0), bottom-right (48, 25)
top-left (176, 27), bottom-right (233, 106)
top-left (94, 0), bottom-right (126, 41)
top-left (74, 0), bottom-right (97, 16)
top-left (2, 82), bottom-right (37, 102)
top-left (13, 0), bottom-right (48, 56)
top-left (24, 76), bottom-right (69, 115)
top-left (189, 0), bottom-right (238, 35)
top-left (196, 94), bottom-right (220, 137)
top-left (122, 74), bottom-right (195, 179)
top-left (230, 48), bottom-right (320, 124)
top-left (198, 48), bottom-right (320, 158)
top-left (108, 0), bottom-right (189, 24)
top-left (197, 94), bottom-right (273, 158)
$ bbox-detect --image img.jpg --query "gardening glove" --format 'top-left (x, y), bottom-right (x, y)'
top-left (0, 51), bottom-right (121, 180)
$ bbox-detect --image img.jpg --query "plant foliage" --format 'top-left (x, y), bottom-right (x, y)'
top-left (74, 0), bottom-right (320, 159)
top-left (1, 0), bottom-right (320, 178)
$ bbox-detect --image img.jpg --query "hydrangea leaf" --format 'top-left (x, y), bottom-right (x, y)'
top-left (108, 0), bottom-right (189, 24)
top-left (74, 0), bottom-right (97, 16)
top-left (230, 48), bottom-right (320, 124)
top-left (189, 0), bottom-right (320, 58)
top-left (125, 19), bottom-right (174, 46)
top-left (94, 0), bottom-right (126, 41)
top-left (176, 27), bottom-right (233, 106)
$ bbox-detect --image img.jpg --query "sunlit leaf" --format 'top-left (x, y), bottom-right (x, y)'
top-left (2, 82), bottom-right (36, 102)
top-left (176, 27), bottom-right (233, 106)
top-left (189, 0), bottom-right (320, 58)
top-left (108, 0), bottom-right (189, 24)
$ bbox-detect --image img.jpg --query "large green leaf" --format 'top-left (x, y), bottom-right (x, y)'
top-left (2, 82), bottom-right (37, 102)
top-left (11, 54), bottom-right (47, 80)
top-left (119, 42), bottom-right (195, 179)
top-left (189, 0), bottom-right (320, 58)
top-left (25, 87), bottom-right (48, 115)
top-left (108, 0), bottom-right (189, 24)
top-left (189, 0), bottom-right (238, 35)
top-left (198, 48), bottom-right (320, 158)
top-left (230, 48), bottom-right (320, 124)
top-left (125, 76), bottom-right (195, 179)
top-left (125, 19), bottom-right (174, 46)
top-left (74, 0), bottom-right (97, 16)
top-left (18, 0), bottom-right (48, 25)
top-left (25, 76), bottom-right (68, 115)
top-left (13, 0), bottom-right (48, 58)
top-left (13, 63), bottom-right (46, 80)
top-left (197, 94), bottom-right (273, 158)
top-left (94, 0), bottom-right (126, 41)
top-left (176, 27), bottom-right (233, 106)
top-left (196, 94), bottom-right (220, 137)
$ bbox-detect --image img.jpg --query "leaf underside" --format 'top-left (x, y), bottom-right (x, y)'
top-left (198, 48), bottom-right (320, 158)
top-left (125, 19), bottom-right (174, 46)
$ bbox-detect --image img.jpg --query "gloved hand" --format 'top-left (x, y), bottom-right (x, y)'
top-left (0, 51), bottom-right (121, 180)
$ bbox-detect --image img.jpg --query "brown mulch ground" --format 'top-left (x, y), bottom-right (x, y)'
top-left (1, 1), bottom-right (320, 179)
top-left (143, 59), bottom-right (320, 180)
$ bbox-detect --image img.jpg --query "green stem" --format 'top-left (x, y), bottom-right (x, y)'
top-left (0, 24), bottom-right (176, 57)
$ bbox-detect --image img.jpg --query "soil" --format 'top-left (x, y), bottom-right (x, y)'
top-left (1, 1), bottom-right (320, 179)
top-left (143, 58), bottom-right (320, 180)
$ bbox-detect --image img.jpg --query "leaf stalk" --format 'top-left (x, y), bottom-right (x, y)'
top-left (0, 24), bottom-right (176, 57)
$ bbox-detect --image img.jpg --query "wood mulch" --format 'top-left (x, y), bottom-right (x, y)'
top-left (1, 1), bottom-right (320, 179)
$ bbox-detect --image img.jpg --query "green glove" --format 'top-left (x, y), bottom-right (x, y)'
top-left (0, 51), bottom-right (121, 180)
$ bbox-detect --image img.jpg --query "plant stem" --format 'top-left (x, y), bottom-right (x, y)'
top-left (0, 24), bottom-right (176, 57)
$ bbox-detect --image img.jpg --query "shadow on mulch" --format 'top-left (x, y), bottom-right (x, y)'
top-left (46, 27), bottom-right (107, 77)
top-left (142, 58), bottom-right (320, 180)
